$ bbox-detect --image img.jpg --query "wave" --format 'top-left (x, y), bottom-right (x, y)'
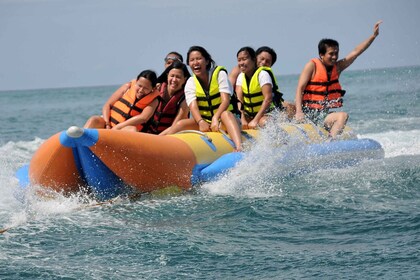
top-left (358, 129), bottom-right (420, 158)
top-left (351, 116), bottom-right (420, 134)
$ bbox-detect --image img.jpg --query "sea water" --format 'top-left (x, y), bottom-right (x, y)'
top-left (0, 66), bottom-right (419, 279)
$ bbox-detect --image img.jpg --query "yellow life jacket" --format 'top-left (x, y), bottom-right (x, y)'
top-left (241, 66), bottom-right (283, 117)
top-left (194, 66), bottom-right (234, 122)
top-left (110, 80), bottom-right (160, 131)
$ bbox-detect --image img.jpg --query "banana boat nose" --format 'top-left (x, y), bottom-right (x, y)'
top-left (59, 126), bottom-right (99, 148)
top-left (66, 126), bottom-right (84, 138)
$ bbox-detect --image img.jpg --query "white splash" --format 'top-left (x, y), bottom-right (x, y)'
top-left (359, 129), bottom-right (420, 158)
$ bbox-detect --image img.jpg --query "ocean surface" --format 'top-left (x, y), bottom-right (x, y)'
top-left (1, 66), bottom-right (419, 279)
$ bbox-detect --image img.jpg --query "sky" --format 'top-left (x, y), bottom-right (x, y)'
top-left (1, 0), bottom-right (419, 91)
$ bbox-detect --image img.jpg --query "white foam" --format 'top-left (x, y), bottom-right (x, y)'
top-left (203, 118), bottom-right (302, 197)
top-left (203, 118), bottom-right (420, 197)
top-left (358, 129), bottom-right (420, 158)
top-left (0, 139), bottom-right (85, 231)
top-left (0, 139), bottom-right (45, 224)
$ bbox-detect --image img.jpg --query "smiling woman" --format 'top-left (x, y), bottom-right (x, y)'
top-left (163, 46), bottom-right (243, 152)
top-left (83, 70), bottom-right (160, 132)
top-left (145, 61), bottom-right (191, 135)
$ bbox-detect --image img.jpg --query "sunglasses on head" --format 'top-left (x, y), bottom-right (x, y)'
top-left (164, 56), bottom-right (181, 63)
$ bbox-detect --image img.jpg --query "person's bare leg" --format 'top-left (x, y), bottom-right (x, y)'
top-left (84, 116), bottom-right (106, 128)
top-left (258, 115), bottom-right (268, 127)
top-left (221, 111), bottom-right (242, 152)
top-left (283, 101), bottom-right (296, 120)
top-left (163, 119), bottom-right (198, 135)
top-left (324, 112), bottom-right (349, 138)
top-left (121, 126), bottom-right (138, 132)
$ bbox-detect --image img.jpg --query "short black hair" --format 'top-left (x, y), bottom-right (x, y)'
top-left (137, 70), bottom-right (158, 87)
top-left (318, 38), bottom-right (339, 55)
top-left (256, 46), bottom-right (277, 66)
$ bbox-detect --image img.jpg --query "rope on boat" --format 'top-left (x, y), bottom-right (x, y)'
top-left (0, 227), bottom-right (10, 234)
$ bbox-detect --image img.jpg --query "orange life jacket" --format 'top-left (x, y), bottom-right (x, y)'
top-left (110, 80), bottom-right (160, 131)
top-left (303, 58), bottom-right (346, 110)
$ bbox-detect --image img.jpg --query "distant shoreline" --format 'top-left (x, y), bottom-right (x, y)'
top-left (1, 64), bottom-right (419, 93)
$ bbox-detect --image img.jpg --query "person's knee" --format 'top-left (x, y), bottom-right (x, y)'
top-left (328, 112), bottom-right (348, 123)
top-left (220, 110), bottom-right (232, 119)
top-left (221, 111), bottom-right (235, 123)
top-left (173, 119), bottom-right (184, 129)
top-left (338, 112), bottom-right (349, 123)
top-left (173, 118), bottom-right (192, 131)
top-left (84, 116), bottom-right (101, 128)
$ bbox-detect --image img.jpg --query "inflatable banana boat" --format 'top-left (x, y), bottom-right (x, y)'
top-left (16, 123), bottom-right (384, 200)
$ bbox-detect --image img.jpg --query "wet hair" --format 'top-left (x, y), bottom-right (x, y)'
top-left (165, 51), bottom-right (183, 63)
top-left (186, 46), bottom-right (215, 71)
top-left (256, 46), bottom-right (277, 66)
top-left (165, 60), bottom-right (191, 80)
top-left (236, 46), bottom-right (256, 61)
top-left (318, 38), bottom-right (339, 55)
top-left (136, 70), bottom-right (158, 87)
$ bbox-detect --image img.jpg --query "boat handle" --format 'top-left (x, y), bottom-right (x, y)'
top-left (218, 128), bottom-right (234, 142)
top-left (175, 130), bottom-right (212, 142)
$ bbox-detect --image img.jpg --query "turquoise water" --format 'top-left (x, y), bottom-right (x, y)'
top-left (1, 66), bottom-right (420, 279)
